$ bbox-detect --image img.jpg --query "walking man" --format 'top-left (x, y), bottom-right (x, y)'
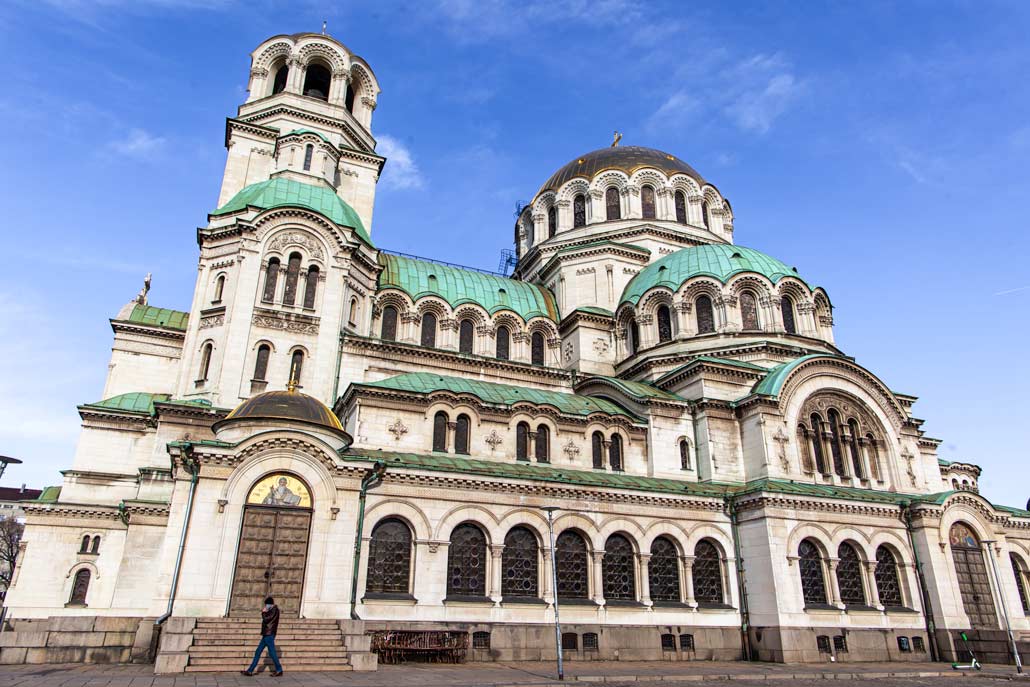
top-left (241, 596), bottom-right (283, 676)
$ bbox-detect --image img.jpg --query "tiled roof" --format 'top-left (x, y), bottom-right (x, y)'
top-left (377, 254), bottom-right (558, 322)
top-left (0, 486), bottom-right (43, 502)
top-left (620, 244), bottom-right (806, 306)
top-left (212, 177), bottom-right (371, 245)
top-left (357, 372), bottom-right (639, 419)
top-left (118, 304), bottom-right (189, 331)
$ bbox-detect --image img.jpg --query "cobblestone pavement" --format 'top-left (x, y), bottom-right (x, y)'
top-left (0, 662), bottom-right (1025, 687)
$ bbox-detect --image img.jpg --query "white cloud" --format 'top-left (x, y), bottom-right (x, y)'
top-left (726, 71), bottom-right (802, 134)
top-left (109, 128), bottom-right (166, 158)
top-left (377, 135), bottom-right (425, 190)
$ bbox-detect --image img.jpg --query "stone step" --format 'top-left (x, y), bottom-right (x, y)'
top-left (192, 639), bottom-right (345, 648)
top-left (189, 648), bottom-right (350, 659)
top-left (193, 634), bottom-right (344, 643)
top-left (193, 629), bottom-right (344, 636)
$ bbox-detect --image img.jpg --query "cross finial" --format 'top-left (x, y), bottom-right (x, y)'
top-left (611, 130), bottom-right (622, 147)
top-left (287, 362), bottom-right (299, 393)
top-left (322, 20), bottom-right (327, 35)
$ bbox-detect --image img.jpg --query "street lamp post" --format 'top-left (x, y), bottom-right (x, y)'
top-left (543, 506), bottom-right (563, 681)
top-left (0, 456), bottom-right (22, 481)
top-left (982, 540), bottom-right (1023, 673)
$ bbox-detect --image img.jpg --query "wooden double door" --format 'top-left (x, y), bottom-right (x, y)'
top-left (952, 544), bottom-right (998, 629)
top-left (229, 505), bottom-right (312, 618)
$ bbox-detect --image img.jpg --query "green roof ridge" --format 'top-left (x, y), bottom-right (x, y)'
top-left (283, 128), bottom-right (333, 145)
top-left (749, 354), bottom-right (841, 398)
top-left (35, 486), bottom-right (61, 503)
top-left (358, 372), bottom-right (639, 419)
top-left (571, 306), bottom-right (614, 317)
top-left (582, 375), bottom-right (685, 402)
top-left (621, 244), bottom-right (806, 306)
top-left (212, 177), bottom-right (372, 246)
top-left (377, 253), bottom-right (558, 322)
top-left (82, 393), bottom-right (221, 417)
top-left (120, 304), bottom-right (189, 331)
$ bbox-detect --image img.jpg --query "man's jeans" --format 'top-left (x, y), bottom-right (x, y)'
top-left (247, 634), bottom-right (283, 672)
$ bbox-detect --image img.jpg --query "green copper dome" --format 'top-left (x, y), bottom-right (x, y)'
top-left (212, 177), bottom-right (372, 246)
top-left (620, 243), bottom-right (805, 306)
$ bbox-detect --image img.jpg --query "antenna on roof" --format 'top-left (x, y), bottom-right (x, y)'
top-left (321, 20), bottom-right (327, 35)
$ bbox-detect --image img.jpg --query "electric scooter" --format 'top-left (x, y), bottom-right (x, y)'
top-left (952, 632), bottom-right (982, 671)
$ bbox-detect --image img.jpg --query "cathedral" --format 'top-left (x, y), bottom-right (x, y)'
top-left (4, 32), bottom-right (1029, 671)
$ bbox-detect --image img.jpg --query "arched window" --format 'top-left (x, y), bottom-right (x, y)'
top-left (303, 265), bottom-right (319, 308)
top-left (836, 542), bottom-right (866, 606)
top-left (198, 343), bottom-right (213, 381)
top-left (952, 478), bottom-right (960, 490)
top-left (602, 534), bottom-right (636, 601)
top-left (695, 295), bottom-right (715, 334)
top-left (302, 63), bottom-right (331, 100)
top-left (349, 297), bottom-right (359, 325)
top-left (547, 206), bottom-right (557, 238)
top-left (810, 415), bottom-right (828, 474)
top-left (875, 546), bottom-right (904, 608)
top-left (282, 252), bottom-right (302, 305)
top-left (345, 82), bottom-right (356, 112)
top-left (454, 414), bottom-right (471, 455)
top-left (535, 425), bottom-right (549, 463)
top-left (865, 434), bottom-right (881, 481)
top-left (679, 439), bottom-right (692, 470)
top-left (91, 535), bottom-right (100, 553)
top-left (740, 292), bottom-right (760, 330)
top-left (496, 325), bottom-right (510, 360)
top-left (446, 524), bottom-right (487, 598)
top-left (432, 411), bottom-right (448, 453)
top-left (657, 305), bottom-right (673, 343)
top-left (213, 274), bottom-right (225, 303)
top-left (555, 531), bottom-right (589, 600)
top-left (781, 296), bottom-right (797, 334)
top-left (847, 419), bottom-right (864, 479)
top-left (502, 527), bottom-right (539, 599)
top-left (531, 331), bottom-right (546, 365)
top-left (826, 409), bottom-right (846, 476)
top-left (525, 216), bottom-right (535, 248)
top-left (290, 350), bottom-right (304, 386)
top-left (253, 344), bottom-right (270, 381)
top-left (1011, 554), bottom-right (1030, 614)
top-left (381, 305), bottom-right (398, 341)
top-left (69, 569), bottom-right (90, 605)
top-left (605, 187), bottom-right (621, 220)
top-left (798, 539), bottom-right (828, 606)
top-left (366, 519), bottom-right (412, 595)
top-left (272, 64), bottom-right (289, 95)
top-left (641, 185), bottom-right (656, 219)
top-left (420, 312), bottom-right (437, 348)
top-left (674, 190), bottom-right (687, 223)
top-left (303, 144), bottom-right (314, 171)
top-left (515, 421), bottom-right (530, 461)
top-left (701, 199), bottom-right (710, 228)
top-left (591, 431), bottom-right (604, 469)
top-left (459, 319), bottom-right (475, 354)
top-left (628, 318), bottom-right (640, 354)
top-left (80, 535), bottom-right (91, 553)
top-left (797, 425), bottom-right (814, 473)
top-left (694, 540), bottom-right (724, 604)
top-left (573, 194), bottom-right (587, 227)
top-left (608, 434), bottom-right (623, 471)
top-left (262, 258), bottom-right (280, 302)
top-left (649, 537), bottom-right (681, 602)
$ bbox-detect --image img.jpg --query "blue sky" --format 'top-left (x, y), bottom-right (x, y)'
top-left (1, 1), bottom-right (1028, 508)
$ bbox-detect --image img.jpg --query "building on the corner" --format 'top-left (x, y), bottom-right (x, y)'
top-left (4, 31), bottom-right (1030, 667)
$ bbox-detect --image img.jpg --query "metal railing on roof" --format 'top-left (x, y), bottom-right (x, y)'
top-left (379, 248), bottom-right (510, 278)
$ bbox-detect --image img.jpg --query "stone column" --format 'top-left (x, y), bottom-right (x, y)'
top-left (286, 56), bottom-right (304, 94)
top-left (592, 550), bottom-right (606, 605)
top-left (329, 69), bottom-right (350, 106)
top-left (827, 559), bottom-right (844, 608)
top-left (490, 544), bottom-right (505, 603)
top-left (638, 553), bottom-right (653, 607)
top-left (682, 555), bottom-right (697, 608)
top-left (864, 560), bottom-right (883, 610)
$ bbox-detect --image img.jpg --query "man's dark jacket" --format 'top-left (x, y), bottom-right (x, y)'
top-left (260, 605), bottom-right (280, 636)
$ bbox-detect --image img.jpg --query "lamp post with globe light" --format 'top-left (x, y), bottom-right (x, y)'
top-left (542, 506), bottom-right (563, 681)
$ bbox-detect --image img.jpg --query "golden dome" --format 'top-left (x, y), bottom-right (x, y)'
top-left (538, 146), bottom-right (706, 195)
top-left (221, 388), bottom-right (347, 437)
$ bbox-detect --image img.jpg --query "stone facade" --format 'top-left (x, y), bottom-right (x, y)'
top-left (4, 30), bottom-right (1030, 670)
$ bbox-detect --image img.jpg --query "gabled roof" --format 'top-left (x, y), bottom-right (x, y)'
top-left (0, 486), bottom-right (42, 502)
top-left (377, 253), bottom-right (558, 322)
top-left (356, 372), bottom-right (639, 419)
top-left (579, 375), bottom-right (685, 403)
top-left (116, 304), bottom-right (189, 332)
top-left (212, 177), bottom-right (372, 246)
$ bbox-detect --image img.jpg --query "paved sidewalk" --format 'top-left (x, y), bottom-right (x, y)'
top-left (0, 661), bottom-right (1025, 687)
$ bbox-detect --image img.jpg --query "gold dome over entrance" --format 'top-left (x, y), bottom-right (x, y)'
top-left (222, 388), bottom-right (347, 436)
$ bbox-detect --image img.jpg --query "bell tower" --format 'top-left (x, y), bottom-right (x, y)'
top-left (217, 32), bottom-right (383, 232)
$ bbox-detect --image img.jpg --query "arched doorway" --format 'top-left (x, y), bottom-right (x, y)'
top-left (950, 522), bottom-right (998, 629)
top-left (229, 473), bottom-right (313, 618)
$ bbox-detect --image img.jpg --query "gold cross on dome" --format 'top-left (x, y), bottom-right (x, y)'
top-left (287, 363), bottom-right (299, 393)
top-left (611, 131), bottom-right (622, 147)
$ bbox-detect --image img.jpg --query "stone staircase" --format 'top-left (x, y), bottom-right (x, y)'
top-left (155, 617), bottom-right (377, 674)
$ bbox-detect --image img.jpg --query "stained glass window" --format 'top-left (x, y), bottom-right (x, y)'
top-left (799, 539), bottom-right (827, 606)
top-left (649, 536), bottom-right (681, 602)
top-left (535, 425), bottom-right (549, 463)
top-left (502, 527), bottom-right (538, 598)
top-left (675, 190), bottom-right (687, 223)
top-left (531, 331), bottom-right (545, 365)
top-left (459, 319), bottom-right (474, 354)
top-left (875, 546), bottom-right (903, 607)
top-left (555, 531), bottom-right (589, 599)
top-left (657, 305), bottom-right (673, 343)
top-left (70, 569), bottom-right (90, 605)
top-left (303, 265), bottom-right (319, 308)
top-left (693, 540), bottom-right (724, 604)
top-left (602, 534), bottom-right (636, 601)
top-left (609, 435), bottom-right (623, 471)
top-left (496, 326), bottom-right (510, 360)
top-left (740, 292), bottom-right (760, 330)
top-left (605, 187), bottom-right (621, 220)
top-left (454, 414), bottom-right (470, 455)
top-left (641, 185), bottom-right (656, 219)
top-left (432, 412), bottom-right (448, 453)
top-left (420, 313), bottom-right (437, 348)
top-left (283, 252), bottom-right (302, 305)
top-left (366, 519), bottom-right (412, 594)
top-left (573, 194), bottom-right (586, 227)
top-left (836, 542), bottom-right (866, 606)
top-left (781, 296), bottom-right (797, 334)
top-left (591, 432), bottom-right (604, 469)
top-left (695, 296), bottom-right (715, 334)
top-left (253, 345), bottom-right (270, 381)
top-left (447, 524), bottom-right (487, 597)
top-left (516, 422), bottom-right (529, 461)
